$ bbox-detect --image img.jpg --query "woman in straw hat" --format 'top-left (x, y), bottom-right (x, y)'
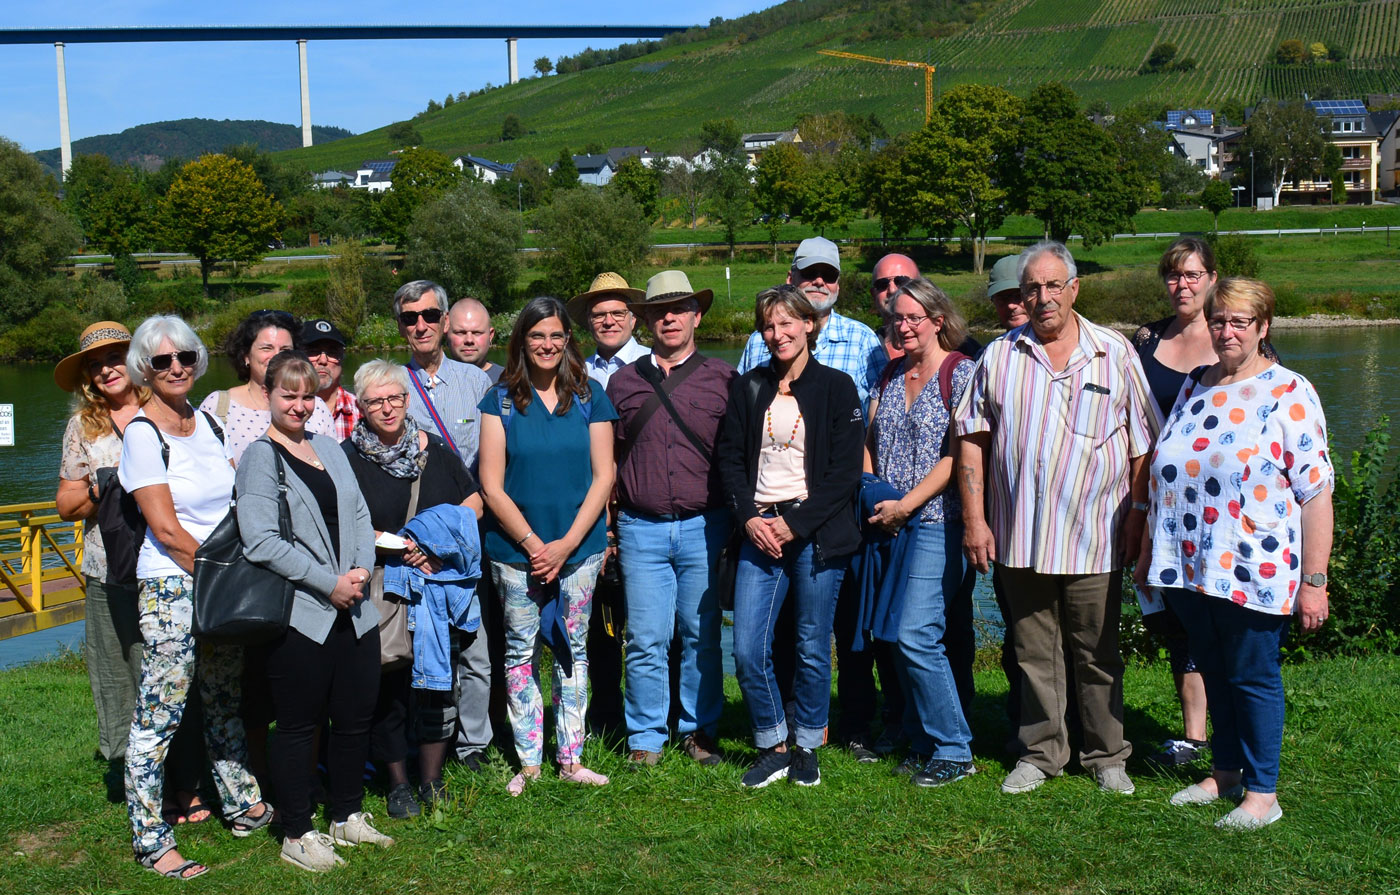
top-left (55, 322), bottom-right (151, 765)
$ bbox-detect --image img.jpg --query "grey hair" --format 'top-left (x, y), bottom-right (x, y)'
top-left (392, 280), bottom-right (450, 317)
top-left (1017, 240), bottom-right (1078, 283)
top-left (352, 358), bottom-right (411, 402)
top-left (888, 277), bottom-right (969, 353)
top-left (126, 315), bottom-right (209, 387)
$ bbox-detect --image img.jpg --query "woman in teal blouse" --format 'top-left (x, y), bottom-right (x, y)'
top-left (477, 296), bottom-right (617, 796)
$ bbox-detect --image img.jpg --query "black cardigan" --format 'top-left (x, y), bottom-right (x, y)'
top-left (716, 357), bottom-right (864, 561)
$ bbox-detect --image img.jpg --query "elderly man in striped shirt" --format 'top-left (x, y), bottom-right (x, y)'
top-left (955, 241), bottom-right (1161, 797)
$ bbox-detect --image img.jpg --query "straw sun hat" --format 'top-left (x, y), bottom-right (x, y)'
top-left (53, 321), bottom-right (134, 392)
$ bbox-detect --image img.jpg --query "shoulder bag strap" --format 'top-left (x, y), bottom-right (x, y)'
top-left (407, 366), bottom-right (460, 456)
top-left (875, 356), bottom-right (903, 402)
top-left (634, 356), bottom-right (709, 456)
top-left (407, 451), bottom-right (426, 521)
top-left (273, 449), bottom-right (291, 540)
top-left (123, 417), bottom-right (170, 469)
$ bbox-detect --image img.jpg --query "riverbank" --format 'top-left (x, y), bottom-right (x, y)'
top-left (2, 650), bottom-right (1396, 893)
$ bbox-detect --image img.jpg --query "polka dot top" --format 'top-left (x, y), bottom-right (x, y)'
top-left (1146, 363), bottom-right (1333, 615)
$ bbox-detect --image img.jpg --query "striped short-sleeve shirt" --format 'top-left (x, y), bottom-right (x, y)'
top-left (955, 313), bottom-right (1162, 575)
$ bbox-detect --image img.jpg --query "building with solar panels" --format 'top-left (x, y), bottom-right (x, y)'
top-left (353, 159), bottom-right (396, 193)
top-left (1277, 100), bottom-right (1384, 203)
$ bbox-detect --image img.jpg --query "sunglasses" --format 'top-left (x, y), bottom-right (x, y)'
top-left (150, 350), bottom-right (198, 371)
top-left (874, 275), bottom-right (913, 292)
top-left (398, 308), bottom-right (444, 327)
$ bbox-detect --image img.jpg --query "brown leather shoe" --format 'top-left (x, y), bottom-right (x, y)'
top-left (681, 732), bottom-right (722, 766)
top-left (628, 750), bottom-right (660, 767)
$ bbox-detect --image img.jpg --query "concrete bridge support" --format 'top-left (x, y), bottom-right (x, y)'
top-left (507, 37), bottom-right (518, 84)
top-left (298, 39), bottom-right (312, 147)
top-left (55, 42), bottom-right (72, 176)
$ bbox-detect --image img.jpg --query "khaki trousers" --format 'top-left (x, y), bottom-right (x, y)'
top-left (999, 566), bottom-right (1131, 774)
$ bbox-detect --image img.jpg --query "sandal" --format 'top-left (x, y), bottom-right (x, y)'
top-left (138, 849), bottom-right (209, 880)
top-left (506, 769), bottom-right (541, 797)
top-left (229, 801), bottom-right (274, 838)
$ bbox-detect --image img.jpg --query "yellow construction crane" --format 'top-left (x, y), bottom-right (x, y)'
top-left (817, 49), bottom-right (936, 124)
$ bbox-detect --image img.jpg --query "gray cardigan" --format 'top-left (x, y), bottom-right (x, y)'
top-left (236, 434), bottom-right (378, 644)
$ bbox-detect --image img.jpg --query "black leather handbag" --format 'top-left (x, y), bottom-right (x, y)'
top-left (192, 452), bottom-right (294, 645)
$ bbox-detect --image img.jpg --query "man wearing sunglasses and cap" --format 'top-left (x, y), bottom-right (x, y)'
top-left (737, 237), bottom-right (886, 408)
top-left (301, 319), bottom-right (360, 442)
top-left (392, 279), bottom-right (497, 773)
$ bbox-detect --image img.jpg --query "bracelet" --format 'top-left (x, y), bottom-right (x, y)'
top-left (88, 482), bottom-right (100, 504)
top-left (1131, 501), bottom-right (1149, 513)
top-left (517, 530), bottom-right (536, 546)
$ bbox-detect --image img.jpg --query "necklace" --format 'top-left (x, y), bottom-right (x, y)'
top-left (271, 430), bottom-right (324, 469)
top-left (765, 403), bottom-right (802, 451)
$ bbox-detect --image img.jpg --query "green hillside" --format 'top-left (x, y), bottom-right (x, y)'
top-left (279, 0), bottom-right (1400, 171)
top-left (35, 118), bottom-right (354, 178)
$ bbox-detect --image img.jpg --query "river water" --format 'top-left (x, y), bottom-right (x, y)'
top-left (3, 328), bottom-right (1397, 666)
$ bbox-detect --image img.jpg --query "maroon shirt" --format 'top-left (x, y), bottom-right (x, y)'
top-left (607, 353), bottom-right (736, 517)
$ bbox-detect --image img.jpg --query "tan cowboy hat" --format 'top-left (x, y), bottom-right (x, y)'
top-left (628, 270), bottom-right (713, 315)
top-left (566, 272), bottom-right (645, 323)
top-left (54, 321), bottom-right (133, 392)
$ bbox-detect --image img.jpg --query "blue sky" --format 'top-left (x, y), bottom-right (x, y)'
top-left (1, 1), bottom-right (766, 152)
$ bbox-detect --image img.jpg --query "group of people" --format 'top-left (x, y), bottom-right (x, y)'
top-left (53, 233), bottom-right (1333, 878)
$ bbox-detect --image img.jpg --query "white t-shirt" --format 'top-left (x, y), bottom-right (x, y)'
top-left (118, 409), bottom-right (235, 579)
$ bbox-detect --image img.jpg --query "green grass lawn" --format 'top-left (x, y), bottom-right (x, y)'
top-left (2, 650), bottom-right (1397, 893)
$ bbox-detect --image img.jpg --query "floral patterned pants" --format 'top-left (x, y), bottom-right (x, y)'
top-left (492, 553), bottom-right (603, 768)
top-left (125, 575), bottom-right (262, 859)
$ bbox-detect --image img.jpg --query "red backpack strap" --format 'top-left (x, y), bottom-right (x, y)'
top-left (875, 356), bottom-right (903, 402)
top-left (938, 351), bottom-right (969, 413)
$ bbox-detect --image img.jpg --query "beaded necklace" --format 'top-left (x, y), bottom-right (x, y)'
top-left (764, 400), bottom-right (802, 451)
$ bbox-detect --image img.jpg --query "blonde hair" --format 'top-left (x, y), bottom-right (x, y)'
top-left (1205, 277), bottom-right (1275, 333)
top-left (72, 378), bottom-right (150, 440)
top-left (889, 277), bottom-right (969, 353)
top-left (754, 284), bottom-right (820, 350)
top-left (264, 350), bottom-right (320, 396)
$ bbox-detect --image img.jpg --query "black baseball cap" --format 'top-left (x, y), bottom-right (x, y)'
top-left (301, 318), bottom-right (346, 347)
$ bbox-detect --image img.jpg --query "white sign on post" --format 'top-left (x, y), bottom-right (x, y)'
top-left (0, 404), bottom-right (13, 447)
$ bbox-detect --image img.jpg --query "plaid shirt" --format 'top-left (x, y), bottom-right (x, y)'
top-left (329, 385), bottom-right (361, 442)
top-left (737, 310), bottom-right (887, 408)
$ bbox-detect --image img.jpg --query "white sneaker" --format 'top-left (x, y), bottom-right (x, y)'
top-left (1000, 761), bottom-right (1048, 794)
top-left (281, 829), bottom-right (346, 872)
top-left (330, 811), bottom-right (395, 848)
top-left (1096, 765), bottom-right (1136, 795)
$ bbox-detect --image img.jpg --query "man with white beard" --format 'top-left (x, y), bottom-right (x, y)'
top-left (737, 237), bottom-right (886, 407)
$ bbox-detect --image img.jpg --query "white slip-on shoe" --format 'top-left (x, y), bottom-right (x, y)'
top-left (330, 811), bottom-right (395, 848)
top-left (281, 830), bottom-right (346, 872)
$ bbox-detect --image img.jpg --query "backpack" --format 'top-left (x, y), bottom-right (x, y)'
top-left (98, 411), bottom-right (224, 585)
top-left (875, 351), bottom-right (969, 412)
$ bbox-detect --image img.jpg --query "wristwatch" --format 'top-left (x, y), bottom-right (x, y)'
top-left (1301, 572), bottom-right (1327, 587)
top-left (1131, 501), bottom-right (1149, 513)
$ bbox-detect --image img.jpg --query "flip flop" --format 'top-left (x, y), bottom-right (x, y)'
top-left (182, 797), bottom-right (213, 825)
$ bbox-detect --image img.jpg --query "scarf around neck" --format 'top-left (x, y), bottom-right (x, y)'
top-left (352, 415), bottom-right (428, 479)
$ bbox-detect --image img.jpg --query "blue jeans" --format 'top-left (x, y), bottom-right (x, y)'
top-left (894, 521), bottom-right (975, 761)
top-left (617, 508), bottom-right (728, 753)
top-left (732, 539), bottom-right (846, 749)
top-left (1165, 588), bottom-right (1290, 793)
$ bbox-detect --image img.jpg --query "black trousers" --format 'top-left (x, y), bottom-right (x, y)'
top-left (832, 570), bottom-right (905, 742)
top-left (265, 613), bottom-right (380, 837)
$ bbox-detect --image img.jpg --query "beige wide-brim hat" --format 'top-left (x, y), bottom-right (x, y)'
top-left (628, 270), bottom-right (713, 315)
top-left (54, 321), bottom-right (133, 392)
top-left (566, 272), bottom-right (646, 323)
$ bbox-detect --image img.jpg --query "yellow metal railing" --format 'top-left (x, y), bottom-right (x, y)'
top-left (0, 501), bottom-right (86, 638)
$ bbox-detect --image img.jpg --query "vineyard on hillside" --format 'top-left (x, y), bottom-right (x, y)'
top-left (278, 0), bottom-right (1400, 172)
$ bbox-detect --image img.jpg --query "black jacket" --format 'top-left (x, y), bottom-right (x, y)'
top-left (717, 357), bottom-right (864, 560)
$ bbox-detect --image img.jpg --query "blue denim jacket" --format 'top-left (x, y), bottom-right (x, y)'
top-left (849, 473), bottom-right (920, 651)
top-left (382, 504), bottom-right (482, 691)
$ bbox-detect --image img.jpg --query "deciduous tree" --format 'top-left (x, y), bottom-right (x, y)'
top-left (753, 142), bottom-right (808, 259)
top-left (533, 56), bottom-right (553, 76)
top-left (608, 155), bottom-right (660, 221)
top-left (536, 188), bottom-right (650, 296)
top-left (0, 137), bottom-right (81, 327)
top-left (1242, 99), bottom-right (1326, 205)
top-left (63, 154), bottom-right (153, 258)
top-left (1015, 83), bottom-right (1143, 247)
top-left (158, 153), bottom-right (280, 295)
top-left (550, 148), bottom-right (580, 192)
top-left (404, 181), bottom-right (523, 311)
top-left (501, 113), bottom-right (523, 141)
top-left (1200, 180), bottom-right (1233, 231)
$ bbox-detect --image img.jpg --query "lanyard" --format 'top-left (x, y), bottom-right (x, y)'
top-left (407, 366), bottom-right (459, 456)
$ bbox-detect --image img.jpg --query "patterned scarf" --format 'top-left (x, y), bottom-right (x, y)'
top-left (351, 416), bottom-right (428, 479)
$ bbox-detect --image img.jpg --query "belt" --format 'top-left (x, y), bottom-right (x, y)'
top-left (756, 499), bottom-right (803, 516)
top-left (623, 508), bottom-right (705, 523)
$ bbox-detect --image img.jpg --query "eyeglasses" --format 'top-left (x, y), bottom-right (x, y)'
top-left (362, 393), bottom-right (408, 412)
top-left (1020, 280), bottom-right (1070, 298)
top-left (890, 313), bottom-right (930, 328)
top-left (1165, 270), bottom-right (1210, 284)
top-left (527, 332), bottom-right (569, 346)
top-left (589, 310), bottom-right (631, 323)
top-left (1207, 315), bottom-right (1257, 332)
top-left (149, 350), bottom-right (198, 371)
top-left (306, 344), bottom-right (344, 361)
top-left (873, 275), bottom-right (913, 293)
top-left (397, 308), bottom-right (444, 327)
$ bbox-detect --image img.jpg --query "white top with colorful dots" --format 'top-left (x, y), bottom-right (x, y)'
top-left (1146, 363), bottom-right (1333, 615)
